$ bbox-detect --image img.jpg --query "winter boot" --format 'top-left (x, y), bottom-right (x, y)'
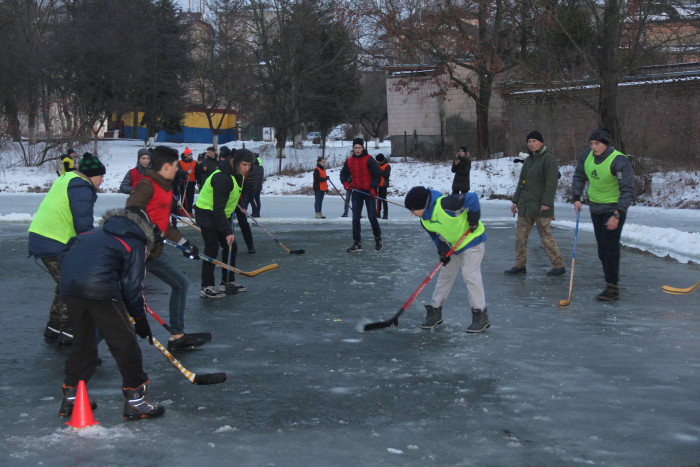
top-left (123, 381), bottom-right (164, 420)
top-left (341, 213), bottom-right (348, 218)
top-left (467, 307), bottom-right (490, 333)
top-left (546, 267), bottom-right (566, 276)
top-left (421, 305), bottom-right (443, 329)
top-left (167, 334), bottom-right (206, 352)
top-left (57, 327), bottom-right (74, 345)
top-left (504, 266), bottom-right (527, 275)
top-left (596, 283), bottom-right (619, 301)
top-left (382, 213), bottom-right (388, 220)
top-left (375, 235), bottom-right (383, 252)
top-left (44, 323), bottom-right (60, 341)
top-left (59, 384), bottom-right (97, 417)
top-left (347, 241), bottom-right (362, 253)
top-left (247, 244), bottom-right (256, 254)
top-left (319, 212), bottom-right (326, 219)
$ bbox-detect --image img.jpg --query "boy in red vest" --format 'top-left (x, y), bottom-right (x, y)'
top-left (340, 138), bottom-right (383, 252)
top-left (127, 146), bottom-right (206, 352)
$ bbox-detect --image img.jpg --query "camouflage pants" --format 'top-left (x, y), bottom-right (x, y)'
top-left (41, 256), bottom-right (70, 328)
top-left (514, 215), bottom-right (564, 269)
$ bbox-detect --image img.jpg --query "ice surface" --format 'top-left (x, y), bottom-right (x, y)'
top-left (2, 198), bottom-right (699, 465)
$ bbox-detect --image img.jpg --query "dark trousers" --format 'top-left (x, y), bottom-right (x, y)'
top-left (452, 189), bottom-right (468, 195)
top-left (64, 297), bottom-right (148, 388)
top-left (376, 186), bottom-right (388, 216)
top-left (200, 225), bottom-right (237, 287)
top-left (234, 207), bottom-right (254, 248)
top-left (181, 181), bottom-right (196, 213)
top-left (314, 190), bottom-right (325, 212)
top-left (250, 187), bottom-right (262, 217)
top-left (591, 210), bottom-right (626, 284)
top-left (351, 190), bottom-right (381, 242)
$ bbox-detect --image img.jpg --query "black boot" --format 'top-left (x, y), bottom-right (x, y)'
top-left (504, 266), bottom-right (526, 275)
top-left (167, 334), bottom-right (206, 352)
top-left (375, 236), bottom-right (383, 252)
top-left (44, 323), bottom-right (60, 341)
top-left (347, 241), bottom-right (362, 252)
top-left (467, 307), bottom-right (490, 333)
top-left (57, 327), bottom-right (74, 345)
top-left (596, 283), bottom-right (619, 301)
top-left (59, 384), bottom-right (97, 417)
top-left (123, 381), bottom-right (165, 420)
top-left (421, 305), bottom-right (443, 329)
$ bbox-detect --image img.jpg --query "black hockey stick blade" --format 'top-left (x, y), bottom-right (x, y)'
top-left (290, 249), bottom-right (306, 255)
top-left (363, 317), bottom-right (399, 331)
top-left (187, 332), bottom-right (212, 342)
top-left (193, 372), bottom-right (228, 385)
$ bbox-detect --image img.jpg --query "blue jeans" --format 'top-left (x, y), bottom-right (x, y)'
top-left (351, 190), bottom-right (381, 242)
top-left (146, 253), bottom-right (190, 335)
top-left (343, 190), bottom-right (351, 215)
top-left (314, 190), bottom-right (325, 212)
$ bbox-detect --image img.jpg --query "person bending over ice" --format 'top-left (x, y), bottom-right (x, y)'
top-left (404, 186), bottom-right (489, 333)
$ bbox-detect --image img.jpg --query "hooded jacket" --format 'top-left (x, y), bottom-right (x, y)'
top-left (119, 154), bottom-right (152, 194)
top-left (512, 145), bottom-right (559, 218)
top-left (59, 208), bottom-right (155, 320)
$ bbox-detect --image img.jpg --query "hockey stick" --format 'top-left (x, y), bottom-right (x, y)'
top-left (145, 305), bottom-right (211, 342)
top-left (224, 215), bottom-right (237, 294)
top-left (174, 215), bottom-right (201, 231)
top-left (130, 317), bottom-right (226, 385)
top-left (560, 210), bottom-right (580, 307)
top-left (164, 239), bottom-right (278, 277)
top-left (327, 178), bottom-right (353, 214)
top-left (240, 206), bottom-right (305, 255)
top-left (662, 280), bottom-right (700, 295)
top-left (351, 189), bottom-right (406, 209)
top-left (177, 197), bottom-right (197, 227)
top-left (364, 228), bottom-right (472, 331)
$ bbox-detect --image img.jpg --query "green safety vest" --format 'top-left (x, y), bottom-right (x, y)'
top-left (28, 172), bottom-right (83, 244)
top-left (421, 196), bottom-right (485, 252)
top-left (195, 169), bottom-right (243, 217)
top-left (584, 149), bottom-right (627, 204)
top-left (256, 156), bottom-right (262, 166)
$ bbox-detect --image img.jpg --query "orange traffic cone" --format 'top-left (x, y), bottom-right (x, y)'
top-left (66, 380), bottom-right (99, 428)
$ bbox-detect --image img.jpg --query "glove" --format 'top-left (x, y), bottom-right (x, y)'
top-left (439, 254), bottom-right (451, 266)
top-left (182, 241), bottom-right (200, 259)
top-left (133, 316), bottom-right (153, 344)
top-left (343, 182), bottom-right (350, 191)
top-left (369, 188), bottom-right (377, 198)
top-left (469, 224), bottom-right (478, 232)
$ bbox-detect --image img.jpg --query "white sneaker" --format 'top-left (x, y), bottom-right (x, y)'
top-left (200, 286), bottom-right (226, 298)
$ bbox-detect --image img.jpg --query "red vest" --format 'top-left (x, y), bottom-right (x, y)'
top-left (378, 162), bottom-right (389, 187)
top-left (129, 167), bottom-right (145, 187)
top-left (143, 177), bottom-right (172, 233)
top-left (347, 154), bottom-right (372, 190)
top-left (317, 167), bottom-right (328, 191)
top-left (179, 160), bottom-right (197, 182)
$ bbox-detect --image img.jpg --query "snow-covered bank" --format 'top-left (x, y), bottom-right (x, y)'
top-left (0, 139), bottom-right (698, 264)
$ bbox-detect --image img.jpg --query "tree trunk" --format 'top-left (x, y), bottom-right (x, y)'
top-left (475, 74), bottom-right (492, 158)
top-left (4, 100), bottom-right (22, 142)
top-left (276, 127), bottom-right (287, 172)
top-left (599, 0), bottom-right (624, 152)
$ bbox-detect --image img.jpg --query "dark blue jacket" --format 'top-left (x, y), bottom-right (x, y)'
top-left (59, 210), bottom-right (152, 320)
top-left (28, 175), bottom-right (98, 258)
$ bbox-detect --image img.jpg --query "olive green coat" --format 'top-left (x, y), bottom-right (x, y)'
top-left (512, 145), bottom-right (559, 218)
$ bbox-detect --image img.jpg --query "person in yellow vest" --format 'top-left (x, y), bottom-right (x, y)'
top-left (404, 186), bottom-right (489, 333)
top-left (375, 153), bottom-right (391, 219)
top-left (194, 148), bottom-right (255, 298)
top-left (572, 128), bottom-right (635, 301)
top-left (313, 156), bottom-right (328, 218)
top-left (126, 146), bottom-right (206, 352)
top-left (60, 148), bottom-right (78, 175)
top-left (28, 152), bottom-right (105, 344)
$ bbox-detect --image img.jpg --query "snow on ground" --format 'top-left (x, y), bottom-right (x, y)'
top-left (0, 139), bottom-right (698, 263)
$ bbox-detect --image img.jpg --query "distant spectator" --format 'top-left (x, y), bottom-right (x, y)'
top-left (119, 148), bottom-right (152, 194)
top-left (313, 157), bottom-right (328, 219)
top-left (60, 148), bottom-right (78, 175)
top-left (451, 146), bottom-right (471, 194)
top-left (375, 153), bottom-right (391, 219)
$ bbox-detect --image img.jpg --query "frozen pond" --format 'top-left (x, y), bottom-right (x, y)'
top-left (2, 198), bottom-right (700, 465)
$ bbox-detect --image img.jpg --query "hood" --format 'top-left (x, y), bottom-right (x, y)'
top-left (101, 208), bottom-right (156, 250)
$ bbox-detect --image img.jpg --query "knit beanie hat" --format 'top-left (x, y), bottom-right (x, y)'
top-left (375, 153), bottom-right (385, 162)
top-left (352, 137), bottom-right (364, 147)
top-left (183, 147), bottom-right (192, 157)
top-left (589, 128), bottom-right (611, 145)
top-left (404, 186), bottom-right (431, 211)
top-left (66, 148), bottom-right (76, 156)
top-left (137, 147), bottom-right (151, 157)
top-left (459, 146), bottom-right (467, 153)
top-left (79, 153), bottom-right (106, 177)
top-left (526, 130), bottom-right (544, 143)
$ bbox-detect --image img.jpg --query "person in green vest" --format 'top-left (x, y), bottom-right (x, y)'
top-left (404, 186), bottom-right (489, 333)
top-left (506, 130), bottom-right (565, 277)
top-left (28, 152), bottom-right (105, 344)
top-left (572, 128), bottom-right (635, 301)
top-left (60, 148), bottom-right (78, 175)
top-left (194, 148), bottom-right (255, 298)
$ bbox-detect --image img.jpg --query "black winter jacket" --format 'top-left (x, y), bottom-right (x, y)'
top-left (451, 155), bottom-right (471, 192)
top-left (59, 209), bottom-right (154, 320)
top-left (194, 153), bottom-right (248, 235)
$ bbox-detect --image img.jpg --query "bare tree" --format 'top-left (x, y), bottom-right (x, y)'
top-left (353, 70), bottom-right (387, 148)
